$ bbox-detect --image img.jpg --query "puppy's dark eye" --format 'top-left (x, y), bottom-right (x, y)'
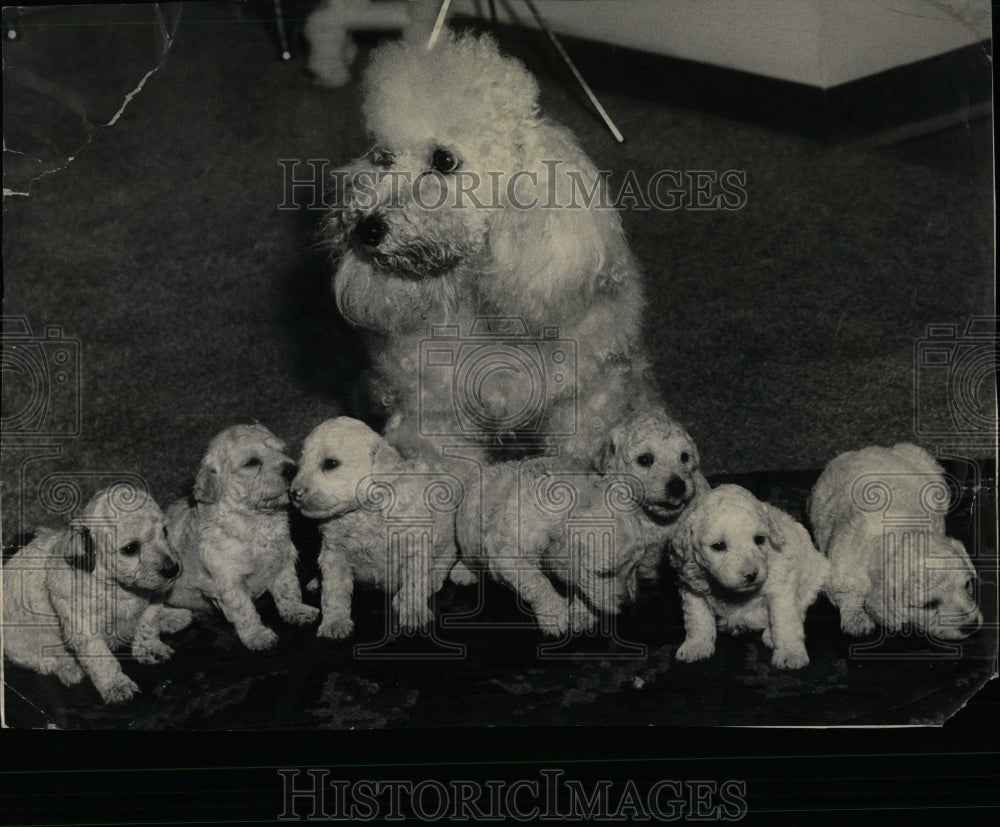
top-left (162, 526), bottom-right (169, 539)
top-left (753, 535), bottom-right (766, 546)
top-left (710, 541), bottom-right (727, 552)
top-left (120, 541), bottom-right (141, 557)
top-left (322, 458), bottom-right (340, 472)
top-left (636, 453), bottom-right (655, 468)
top-left (922, 598), bottom-right (941, 610)
top-left (244, 457), bottom-right (262, 468)
top-left (431, 148), bottom-right (460, 174)
top-left (965, 578), bottom-right (975, 597)
top-left (594, 569), bottom-right (616, 579)
top-left (680, 452), bottom-right (691, 463)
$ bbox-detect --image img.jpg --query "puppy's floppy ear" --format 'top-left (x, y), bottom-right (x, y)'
top-left (193, 461), bottom-right (222, 504)
top-left (594, 421), bottom-right (629, 474)
top-left (668, 515), bottom-right (711, 594)
top-left (764, 505), bottom-right (787, 551)
top-left (57, 520), bottom-right (96, 574)
top-left (370, 436), bottom-right (402, 470)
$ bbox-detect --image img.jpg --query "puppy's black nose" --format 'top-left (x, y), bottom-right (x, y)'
top-left (281, 462), bottom-right (297, 483)
top-left (743, 569), bottom-right (758, 584)
top-left (290, 487), bottom-right (303, 502)
top-left (161, 559), bottom-right (180, 579)
top-left (356, 215), bottom-right (387, 247)
top-left (960, 617), bottom-right (982, 637)
top-left (666, 476), bottom-right (687, 501)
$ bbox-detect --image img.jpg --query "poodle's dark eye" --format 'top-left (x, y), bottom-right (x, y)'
top-left (244, 457), bottom-right (262, 468)
top-left (709, 541), bottom-right (727, 552)
top-left (922, 598), bottom-right (941, 610)
top-left (636, 453), bottom-right (655, 468)
top-left (753, 534), bottom-right (766, 546)
top-left (162, 526), bottom-right (169, 539)
top-left (371, 148), bottom-right (395, 168)
top-left (322, 458), bottom-right (340, 472)
top-left (431, 148), bottom-right (460, 174)
top-left (680, 452), bottom-right (691, 463)
top-left (120, 541), bottom-right (141, 557)
top-left (965, 578), bottom-right (975, 597)
top-left (595, 569), bottom-right (616, 579)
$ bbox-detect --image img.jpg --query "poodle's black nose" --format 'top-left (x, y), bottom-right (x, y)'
top-left (666, 476), bottom-right (687, 501)
top-left (160, 558), bottom-right (180, 579)
top-left (960, 617), bottom-right (982, 637)
top-left (743, 569), bottom-right (758, 585)
top-left (289, 486), bottom-right (304, 502)
top-left (281, 461), bottom-right (297, 482)
top-left (356, 215), bottom-right (388, 247)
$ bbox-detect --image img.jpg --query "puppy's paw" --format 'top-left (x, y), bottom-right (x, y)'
top-left (317, 614), bottom-right (354, 640)
top-left (159, 608), bottom-right (194, 634)
top-left (305, 577), bottom-right (320, 593)
top-left (675, 638), bottom-right (715, 663)
top-left (280, 602), bottom-right (321, 626)
top-left (568, 600), bottom-right (598, 633)
top-left (393, 595), bottom-right (433, 633)
top-left (841, 610), bottom-right (875, 637)
top-left (54, 660), bottom-right (85, 687)
top-left (133, 640), bottom-right (175, 665)
top-left (240, 625), bottom-right (279, 651)
top-left (449, 561), bottom-right (478, 586)
top-left (772, 648), bottom-right (810, 670)
top-left (100, 673), bottom-right (140, 705)
top-left (761, 628), bottom-right (774, 649)
top-left (535, 602), bottom-right (570, 637)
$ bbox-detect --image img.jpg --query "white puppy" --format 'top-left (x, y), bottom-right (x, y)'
top-left (809, 443), bottom-right (983, 640)
top-left (670, 485), bottom-right (829, 669)
top-left (290, 417), bottom-right (463, 639)
top-left (454, 409), bottom-right (707, 636)
top-left (2, 486), bottom-right (186, 704)
top-left (158, 424), bottom-right (319, 651)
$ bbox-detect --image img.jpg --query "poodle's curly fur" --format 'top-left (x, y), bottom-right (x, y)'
top-left (324, 31), bottom-right (653, 463)
top-left (290, 417), bottom-right (462, 639)
top-left (809, 443), bottom-right (983, 640)
top-left (670, 485), bottom-right (829, 669)
top-left (454, 409), bottom-right (705, 636)
top-left (2, 487), bottom-right (185, 704)
top-left (158, 424), bottom-right (319, 651)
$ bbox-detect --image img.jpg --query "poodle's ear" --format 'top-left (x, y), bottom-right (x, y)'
top-left (668, 517), bottom-right (711, 594)
top-left (487, 121), bottom-right (638, 325)
top-left (764, 505), bottom-right (787, 551)
top-left (57, 520), bottom-right (96, 574)
top-left (370, 436), bottom-right (402, 470)
top-left (193, 461), bottom-right (222, 505)
top-left (869, 540), bottom-right (919, 633)
top-left (594, 421), bottom-right (630, 474)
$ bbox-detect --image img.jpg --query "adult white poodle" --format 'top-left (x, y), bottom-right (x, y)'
top-left (324, 31), bottom-right (652, 464)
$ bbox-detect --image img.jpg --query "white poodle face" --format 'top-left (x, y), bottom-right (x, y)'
top-left (66, 489), bottom-right (180, 592)
top-left (194, 424), bottom-right (296, 513)
top-left (290, 417), bottom-right (398, 519)
top-left (876, 537), bottom-right (983, 640)
top-left (679, 485), bottom-right (781, 593)
top-left (599, 410), bottom-right (705, 522)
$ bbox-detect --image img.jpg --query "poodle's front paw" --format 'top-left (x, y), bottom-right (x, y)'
top-left (568, 600), bottom-right (598, 633)
top-left (54, 660), bottom-right (85, 687)
top-left (240, 625), bottom-right (279, 651)
top-left (159, 608), bottom-right (193, 634)
top-left (761, 628), bottom-right (774, 649)
top-left (133, 639), bottom-right (175, 665)
top-left (772, 647), bottom-right (810, 670)
top-left (841, 610), bottom-right (875, 637)
top-left (449, 561), bottom-right (479, 586)
top-left (535, 602), bottom-right (570, 637)
top-left (99, 673), bottom-right (140, 705)
top-left (317, 614), bottom-right (354, 640)
top-left (393, 595), bottom-right (433, 633)
top-left (280, 602), bottom-right (321, 626)
top-left (676, 637), bottom-right (715, 663)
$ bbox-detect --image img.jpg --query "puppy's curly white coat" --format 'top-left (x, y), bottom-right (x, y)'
top-left (809, 443), bottom-right (982, 640)
top-left (670, 485), bottom-right (829, 669)
top-left (2, 487), bottom-right (187, 704)
top-left (157, 424), bottom-right (318, 651)
top-left (290, 417), bottom-right (462, 639)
